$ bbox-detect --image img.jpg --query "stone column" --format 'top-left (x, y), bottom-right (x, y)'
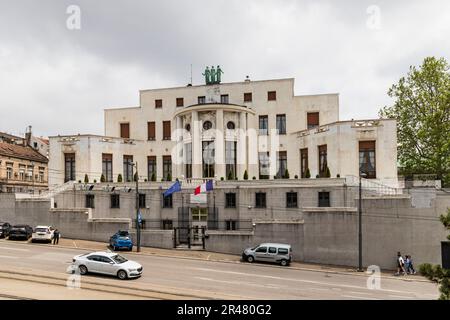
top-left (215, 109), bottom-right (225, 179)
top-left (247, 112), bottom-right (259, 179)
top-left (192, 111), bottom-right (202, 178)
top-left (173, 116), bottom-right (183, 179)
top-left (237, 112), bottom-right (247, 179)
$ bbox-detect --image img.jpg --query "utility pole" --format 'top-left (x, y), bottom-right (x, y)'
top-left (358, 172), bottom-right (367, 272)
top-left (135, 162), bottom-right (141, 252)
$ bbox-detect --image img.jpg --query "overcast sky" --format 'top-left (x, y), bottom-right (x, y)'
top-left (0, 0), bottom-right (449, 138)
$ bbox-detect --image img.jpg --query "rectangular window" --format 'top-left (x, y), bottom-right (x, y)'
top-left (155, 99), bottom-right (163, 108)
top-left (226, 220), bottom-right (237, 231)
top-left (318, 192), bottom-right (330, 207)
top-left (27, 166), bottom-right (33, 181)
top-left (85, 194), bottom-right (95, 209)
top-left (244, 92), bottom-right (252, 102)
top-left (268, 91), bottom-right (277, 101)
top-left (110, 194), bottom-right (120, 208)
top-left (147, 156), bottom-right (157, 181)
top-left (162, 194), bottom-right (173, 208)
top-left (276, 114), bottom-right (286, 135)
top-left (163, 155), bottom-right (172, 181)
top-left (258, 152), bottom-right (270, 179)
top-left (185, 143), bottom-right (192, 179)
top-left (120, 123), bottom-right (130, 139)
top-left (19, 165), bottom-right (25, 181)
top-left (202, 141), bottom-right (215, 178)
top-left (38, 167), bottom-right (45, 183)
top-left (359, 141), bottom-right (376, 179)
top-left (6, 163), bottom-right (13, 180)
top-left (225, 193), bottom-right (236, 208)
top-left (259, 115), bottom-right (268, 135)
top-left (123, 155), bottom-right (133, 182)
top-left (220, 94), bottom-right (229, 104)
top-left (198, 96), bottom-right (206, 104)
top-left (286, 192), bottom-right (298, 208)
top-left (162, 219), bottom-right (173, 230)
top-left (64, 153), bottom-right (75, 182)
top-left (163, 121), bottom-right (171, 140)
top-left (102, 153), bottom-right (113, 182)
top-left (176, 97), bottom-right (184, 107)
top-left (255, 192), bottom-right (267, 208)
top-left (139, 193), bottom-right (146, 208)
top-left (318, 145), bottom-right (327, 178)
top-left (277, 151), bottom-right (287, 178)
top-left (225, 141), bottom-right (237, 180)
top-left (307, 112), bottom-right (319, 129)
top-left (300, 148), bottom-right (308, 178)
top-left (147, 122), bottom-right (156, 140)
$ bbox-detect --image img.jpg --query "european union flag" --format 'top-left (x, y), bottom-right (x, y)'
top-left (163, 180), bottom-right (181, 198)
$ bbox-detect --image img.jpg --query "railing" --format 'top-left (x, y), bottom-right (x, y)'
top-left (15, 181), bottom-right (76, 199)
top-left (345, 175), bottom-right (402, 195)
top-left (132, 219), bottom-right (253, 231)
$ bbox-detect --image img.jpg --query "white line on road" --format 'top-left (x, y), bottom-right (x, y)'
top-left (195, 277), bottom-right (283, 290)
top-left (0, 246), bottom-right (29, 252)
top-left (388, 295), bottom-right (415, 299)
top-left (341, 295), bottom-right (380, 300)
top-left (188, 267), bottom-right (414, 295)
top-left (0, 255), bottom-right (19, 259)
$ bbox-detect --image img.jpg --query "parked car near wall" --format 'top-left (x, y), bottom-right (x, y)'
top-left (71, 251), bottom-right (143, 280)
top-left (109, 230), bottom-right (133, 251)
top-left (31, 226), bottom-right (55, 243)
top-left (242, 243), bottom-right (292, 266)
top-left (8, 225), bottom-right (33, 240)
top-left (0, 222), bottom-right (12, 238)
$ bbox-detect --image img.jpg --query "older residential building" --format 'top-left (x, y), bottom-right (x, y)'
top-left (49, 76), bottom-right (398, 188)
top-left (0, 142), bottom-right (49, 193)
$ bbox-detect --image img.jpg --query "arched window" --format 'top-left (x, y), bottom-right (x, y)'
top-left (227, 121), bottom-right (235, 130)
top-left (203, 121), bottom-right (212, 131)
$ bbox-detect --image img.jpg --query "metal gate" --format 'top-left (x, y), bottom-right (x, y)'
top-left (173, 226), bottom-right (206, 249)
top-left (442, 241), bottom-right (450, 269)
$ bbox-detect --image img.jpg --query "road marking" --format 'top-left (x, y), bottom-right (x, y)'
top-left (195, 277), bottom-right (283, 290)
top-left (0, 255), bottom-right (19, 259)
top-left (188, 267), bottom-right (416, 295)
top-left (341, 295), bottom-right (379, 300)
top-left (0, 246), bottom-right (29, 252)
top-left (388, 294), bottom-right (414, 299)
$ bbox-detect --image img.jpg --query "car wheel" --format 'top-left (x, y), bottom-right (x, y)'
top-left (117, 270), bottom-right (127, 280)
top-left (79, 265), bottom-right (88, 275)
top-left (247, 255), bottom-right (255, 263)
top-left (280, 259), bottom-right (288, 267)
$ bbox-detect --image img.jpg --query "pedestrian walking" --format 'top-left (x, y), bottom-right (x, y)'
top-left (53, 229), bottom-right (60, 245)
top-left (395, 252), bottom-right (406, 276)
top-left (406, 255), bottom-right (416, 274)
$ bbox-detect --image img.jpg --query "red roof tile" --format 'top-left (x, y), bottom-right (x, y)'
top-left (0, 142), bottom-right (48, 163)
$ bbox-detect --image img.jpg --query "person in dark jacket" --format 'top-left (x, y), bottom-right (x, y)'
top-left (53, 229), bottom-right (60, 245)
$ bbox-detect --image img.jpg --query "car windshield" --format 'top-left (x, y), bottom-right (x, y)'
top-left (12, 227), bottom-right (25, 231)
top-left (35, 228), bottom-right (48, 232)
top-left (118, 231), bottom-right (129, 236)
top-left (112, 255), bottom-right (128, 264)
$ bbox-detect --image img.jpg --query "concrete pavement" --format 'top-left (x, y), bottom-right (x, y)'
top-left (0, 239), bottom-right (439, 300)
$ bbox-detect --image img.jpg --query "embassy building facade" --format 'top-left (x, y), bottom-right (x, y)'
top-left (49, 76), bottom-right (397, 187)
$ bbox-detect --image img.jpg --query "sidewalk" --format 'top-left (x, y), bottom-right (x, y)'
top-left (48, 238), bottom-right (428, 282)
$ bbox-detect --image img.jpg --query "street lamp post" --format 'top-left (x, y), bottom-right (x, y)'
top-left (358, 172), bottom-right (367, 272)
top-left (134, 162), bottom-right (141, 252)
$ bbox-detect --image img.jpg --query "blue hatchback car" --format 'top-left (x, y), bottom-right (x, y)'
top-left (109, 230), bottom-right (133, 251)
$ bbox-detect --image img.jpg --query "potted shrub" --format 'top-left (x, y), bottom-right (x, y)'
top-left (337, 174), bottom-right (341, 178)
top-left (294, 175), bottom-right (298, 179)
top-left (166, 172), bottom-right (172, 181)
top-left (252, 176), bottom-right (256, 180)
top-left (227, 170), bottom-right (234, 180)
top-left (84, 174), bottom-right (89, 184)
top-left (243, 170), bottom-right (248, 180)
top-left (100, 174), bottom-right (106, 183)
top-left (151, 172), bottom-right (156, 181)
top-left (93, 179), bottom-right (97, 183)
top-left (305, 168), bottom-right (311, 178)
top-left (220, 177), bottom-right (224, 181)
top-left (134, 172), bottom-right (139, 182)
top-left (117, 174), bottom-right (123, 183)
top-left (325, 166), bottom-right (331, 178)
top-left (284, 169), bottom-right (290, 179)
top-left (316, 174), bottom-right (320, 178)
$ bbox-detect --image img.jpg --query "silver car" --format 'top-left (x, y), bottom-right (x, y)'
top-left (242, 243), bottom-right (292, 266)
top-left (72, 251), bottom-right (143, 280)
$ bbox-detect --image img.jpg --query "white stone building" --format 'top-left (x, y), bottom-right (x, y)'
top-left (49, 77), bottom-right (397, 187)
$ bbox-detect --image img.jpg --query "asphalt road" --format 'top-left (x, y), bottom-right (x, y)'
top-left (0, 239), bottom-right (439, 300)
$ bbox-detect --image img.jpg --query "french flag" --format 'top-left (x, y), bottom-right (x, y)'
top-left (194, 180), bottom-right (214, 195)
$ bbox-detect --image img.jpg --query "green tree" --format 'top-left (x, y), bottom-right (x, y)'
top-left (151, 172), bottom-right (156, 182)
top-left (243, 170), bottom-right (248, 180)
top-left (84, 174), bottom-right (89, 184)
top-left (420, 208), bottom-right (450, 300)
top-left (134, 172), bottom-right (138, 182)
top-left (100, 174), bottom-right (106, 183)
top-left (325, 166), bottom-right (331, 178)
top-left (117, 174), bottom-right (123, 183)
top-left (166, 172), bottom-right (172, 182)
top-left (284, 169), bottom-right (290, 179)
top-left (379, 57), bottom-right (450, 186)
top-left (227, 170), bottom-right (234, 180)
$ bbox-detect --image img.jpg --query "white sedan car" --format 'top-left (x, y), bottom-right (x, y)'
top-left (31, 226), bottom-right (55, 243)
top-left (71, 251), bottom-right (143, 280)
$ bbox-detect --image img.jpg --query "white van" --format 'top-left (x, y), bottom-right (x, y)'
top-left (31, 226), bottom-right (55, 243)
top-left (242, 243), bottom-right (292, 266)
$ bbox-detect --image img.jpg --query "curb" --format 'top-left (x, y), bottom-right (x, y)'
top-left (1, 239), bottom-right (432, 284)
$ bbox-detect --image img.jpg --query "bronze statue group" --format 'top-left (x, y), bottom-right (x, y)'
top-left (202, 65), bottom-right (224, 85)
